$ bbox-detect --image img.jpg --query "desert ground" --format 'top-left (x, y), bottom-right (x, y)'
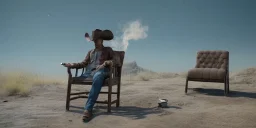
top-left (0, 68), bottom-right (256, 128)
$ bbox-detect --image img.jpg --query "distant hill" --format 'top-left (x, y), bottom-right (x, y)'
top-left (122, 61), bottom-right (151, 75)
top-left (121, 61), bottom-right (256, 85)
top-left (230, 67), bottom-right (256, 84)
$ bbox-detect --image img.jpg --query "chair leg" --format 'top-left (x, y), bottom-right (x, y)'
top-left (107, 84), bottom-right (112, 113)
top-left (227, 77), bottom-right (230, 94)
top-left (224, 78), bottom-right (227, 96)
top-left (185, 77), bottom-right (188, 93)
top-left (66, 82), bottom-right (72, 111)
top-left (116, 82), bottom-right (120, 107)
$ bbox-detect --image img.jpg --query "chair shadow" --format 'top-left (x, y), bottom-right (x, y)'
top-left (191, 88), bottom-right (256, 99)
top-left (68, 105), bottom-right (181, 121)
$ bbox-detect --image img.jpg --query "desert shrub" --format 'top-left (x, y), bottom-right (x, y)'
top-left (0, 71), bottom-right (63, 96)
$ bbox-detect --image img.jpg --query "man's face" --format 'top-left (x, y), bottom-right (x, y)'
top-left (94, 39), bottom-right (103, 48)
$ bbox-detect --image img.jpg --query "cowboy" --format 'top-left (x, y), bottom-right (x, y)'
top-left (62, 29), bottom-right (115, 121)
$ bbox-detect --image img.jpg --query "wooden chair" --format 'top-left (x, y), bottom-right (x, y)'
top-left (65, 51), bottom-right (125, 112)
top-left (185, 50), bottom-right (229, 95)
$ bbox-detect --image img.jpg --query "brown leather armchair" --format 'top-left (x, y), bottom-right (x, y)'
top-left (185, 51), bottom-right (230, 95)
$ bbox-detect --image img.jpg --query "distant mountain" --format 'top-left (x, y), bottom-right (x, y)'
top-left (122, 61), bottom-right (150, 75)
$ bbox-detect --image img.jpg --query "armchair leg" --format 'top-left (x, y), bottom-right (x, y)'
top-left (224, 73), bottom-right (230, 96)
top-left (226, 78), bottom-right (229, 94)
top-left (224, 79), bottom-right (227, 96)
top-left (107, 84), bottom-right (112, 113)
top-left (185, 77), bottom-right (188, 93)
top-left (116, 83), bottom-right (121, 107)
top-left (66, 82), bottom-right (72, 111)
top-left (227, 77), bottom-right (230, 94)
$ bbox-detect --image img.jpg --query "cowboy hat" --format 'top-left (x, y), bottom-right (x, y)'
top-left (85, 29), bottom-right (114, 41)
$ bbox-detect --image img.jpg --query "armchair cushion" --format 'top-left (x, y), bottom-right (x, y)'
top-left (187, 68), bottom-right (226, 80)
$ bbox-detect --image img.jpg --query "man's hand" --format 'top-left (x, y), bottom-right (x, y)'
top-left (96, 63), bottom-right (105, 70)
top-left (62, 63), bottom-right (73, 68)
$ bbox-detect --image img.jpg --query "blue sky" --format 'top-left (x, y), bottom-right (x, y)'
top-left (0, 0), bottom-right (255, 77)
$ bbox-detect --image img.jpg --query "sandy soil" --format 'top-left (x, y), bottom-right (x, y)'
top-left (0, 77), bottom-right (256, 128)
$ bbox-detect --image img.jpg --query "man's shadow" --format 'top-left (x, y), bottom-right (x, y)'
top-left (190, 88), bottom-right (256, 98)
top-left (69, 105), bottom-right (181, 121)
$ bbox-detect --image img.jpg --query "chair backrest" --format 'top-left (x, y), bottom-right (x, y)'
top-left (113, 51), bottom-right (125, 77)
top-left (195, 50), bottom-right (229, 70)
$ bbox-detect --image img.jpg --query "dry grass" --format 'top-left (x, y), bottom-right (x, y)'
top-left (0, 71), bottom-right (64, 96)
top-left (122, 71), bottom-right (179, 81)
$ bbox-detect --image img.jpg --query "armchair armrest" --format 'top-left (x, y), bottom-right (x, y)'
top-left (66, 65), bottom-right (118, 79)
top-left (67, 67), bottom-right (72, 76)
top-left (109, 65), bottom-right (120, 79)
top-left (109, 66), bottom-right (114, 78)
top-left (67, 67), bottom-right (86, 77)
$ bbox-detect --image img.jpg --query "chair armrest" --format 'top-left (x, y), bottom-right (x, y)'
top-left (108, 65), bottom-right (120, 79)
top-left (67, 67), bottom-right (86, 77)
top-left (108, 66), bottom-right (114, 79)
top-left (67, 68), bottom-right (72, 76)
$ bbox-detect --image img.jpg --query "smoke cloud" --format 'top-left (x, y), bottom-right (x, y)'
top-left (107, 20), bottom-right (149, 51)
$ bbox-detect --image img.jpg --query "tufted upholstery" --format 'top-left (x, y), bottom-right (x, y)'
top-left (187, 50), bottom-right (229, 81)
top-left (195, 51), bottom-right (229, 69)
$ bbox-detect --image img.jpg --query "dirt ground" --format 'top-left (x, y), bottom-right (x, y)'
top-left (0, 77), bottom-right (256, 128)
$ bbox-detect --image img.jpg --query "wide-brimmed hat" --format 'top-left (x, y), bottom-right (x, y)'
top-left (85, 29), bottom-right (114, 41)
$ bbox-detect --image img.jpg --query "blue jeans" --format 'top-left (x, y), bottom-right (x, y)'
top-left (80, 68), bottom-right (109, 111)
